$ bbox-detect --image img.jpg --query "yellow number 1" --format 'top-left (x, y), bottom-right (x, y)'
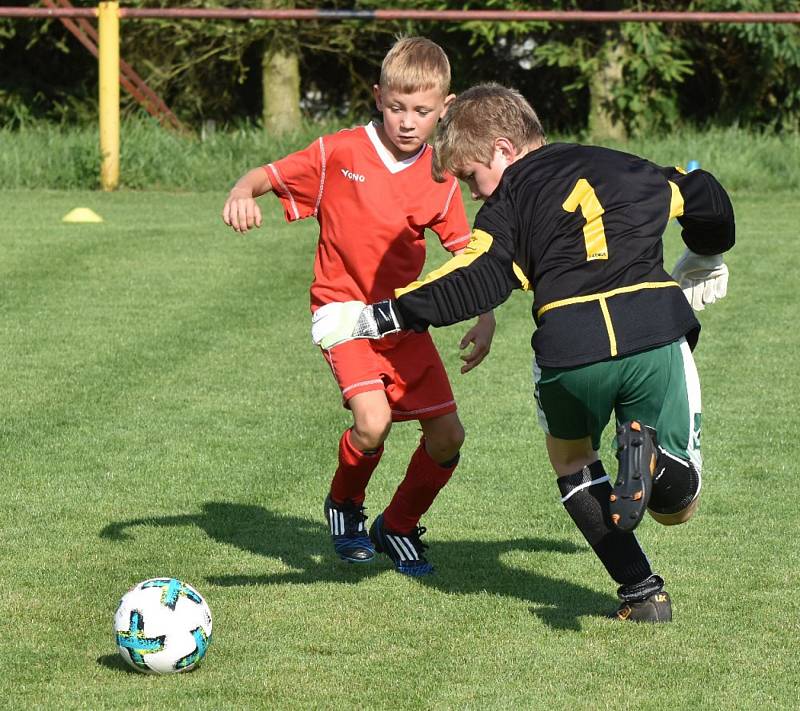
top-left (562, 178), bottom-right (608, 261)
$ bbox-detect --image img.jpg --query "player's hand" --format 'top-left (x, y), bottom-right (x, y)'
top-left (312, 300), bottom-right (404, 350)
top-left (312, 301), bottom-right (368, 349)
top-left (671, 248), bottom-right (729, 311)
top-left (222, 188), bottom-right (262, 233)
top-left (459, 311), bottom-right (496, 374)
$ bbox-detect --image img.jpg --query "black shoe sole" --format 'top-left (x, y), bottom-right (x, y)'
top-left (610, 421), bottom-right (657, 532)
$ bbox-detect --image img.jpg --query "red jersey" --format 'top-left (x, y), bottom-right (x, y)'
top-left (265, 122), bottom-right (471, 310)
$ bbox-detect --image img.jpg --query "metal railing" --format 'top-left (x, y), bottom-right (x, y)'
top-left (2, 7), bottom-right (800, 22)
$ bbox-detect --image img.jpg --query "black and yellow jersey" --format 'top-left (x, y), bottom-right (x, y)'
top-left (392, 143), bottom-right (735, 368)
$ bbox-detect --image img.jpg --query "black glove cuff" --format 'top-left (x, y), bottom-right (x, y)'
top-left (372, 299), bottom-right (403, 335)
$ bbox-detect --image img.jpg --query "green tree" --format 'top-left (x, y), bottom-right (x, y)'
top-left (1, 0), bottom-right (798, 134)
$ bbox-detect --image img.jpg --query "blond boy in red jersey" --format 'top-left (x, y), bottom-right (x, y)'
top-left (222, 37), bottom-right (495, 575)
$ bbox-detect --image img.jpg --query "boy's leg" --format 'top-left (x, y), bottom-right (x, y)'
top-left (369, 333), bottom-right (461, 575)
top-left (383, 412), bottom-right (464, 533)
top-left (548, 436), bottom-right (654, 585)
top-left (330, 390), bottom-right (391, 505)
top-left (538, 364), bottom-right (669, 621)
top-left (372, 414), bottom-right (463, 576)
top-left (616, 338), bottom-right (703, 527)
top-left (551, 440), bottom-right (670, 622)
top-left (321, 341), bottom-right (394, 563)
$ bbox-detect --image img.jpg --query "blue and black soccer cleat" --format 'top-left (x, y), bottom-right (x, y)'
top-left (610, 421), bottom-right (658, 532)
top-left (324, 494), bottom-right (375, 563)
top-left (369, 513), bottom-right (434, 577)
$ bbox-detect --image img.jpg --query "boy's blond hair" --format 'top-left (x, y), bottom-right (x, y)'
top-left (433, 83), bottom-right (546, 181)
top-left (380, 36), bottom-right (451, 97)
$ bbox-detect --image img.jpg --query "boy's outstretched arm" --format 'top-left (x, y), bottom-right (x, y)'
top-left (313, 228), bottom-right (519, 350)
top-left (222, 166), bottom-right (273, 233)
top-left (660, 166), bottom-right (735, 311)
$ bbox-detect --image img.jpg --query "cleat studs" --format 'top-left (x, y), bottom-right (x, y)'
top-left (633, 491), bottom-right (643, 501)
top-left (610, 494), bottom-right (617, 502)
top-left (611, 513), bottom-right (621, 524)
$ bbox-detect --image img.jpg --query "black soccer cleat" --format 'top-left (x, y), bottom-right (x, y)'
top-left (613, 591), bottom-right (673, 622)
top-left (369, 513), bottom-right (434, 577)
top-left (609, 421), bottom-right (658, 532)
top-left (324, 494), bottom-right (375, 563)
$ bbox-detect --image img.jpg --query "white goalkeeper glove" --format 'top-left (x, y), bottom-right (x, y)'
top-left (311, 299), bottom-right (403, 350)
top-left (671, 248), bottom-right (729, 311)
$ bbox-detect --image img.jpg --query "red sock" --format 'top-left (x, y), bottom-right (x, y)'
top-left (329, 428), bottom-right (383, 505)
top-left (382, 440), bottom-right (459, 534)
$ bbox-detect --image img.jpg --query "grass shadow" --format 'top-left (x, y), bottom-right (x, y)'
top-left (96, 654), bottom-right (140, 674)
top-left (101, 502), bottom-right (616, 631)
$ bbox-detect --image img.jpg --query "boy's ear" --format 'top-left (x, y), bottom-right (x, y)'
top-left (495, 137), bottom-right (520, 163)
top-left (441, 93), bottom-right (456, 118)
top-left (372, 84), bottom-right (383, 111)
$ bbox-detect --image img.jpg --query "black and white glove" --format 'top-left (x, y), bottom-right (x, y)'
top-left (671, 248), bottom-right (729, 311)
top-left (311, 299), bottom-right (403, 350)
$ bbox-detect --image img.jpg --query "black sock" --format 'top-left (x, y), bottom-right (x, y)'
top-left (617, 574), bottom-right (665, 602)
top-left (558, 460), bottom-right (653, 586)
top-left (649, 449), bottom-right (701, 514)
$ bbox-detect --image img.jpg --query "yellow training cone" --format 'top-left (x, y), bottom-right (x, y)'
top-left (62, 207), bottom-right (103, 223)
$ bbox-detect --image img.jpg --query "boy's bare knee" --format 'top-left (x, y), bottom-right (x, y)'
top-left (351, 414), bottom-right (391, 451)
top-left (423, 418), bottom-right (465, 463)
top-left (546, 434), bottom-right (597, 477)
top-left (648, 495), bottom-right (700, 526)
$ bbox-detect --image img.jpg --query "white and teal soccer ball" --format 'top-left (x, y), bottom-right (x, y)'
top-left (113, 578), bottom-right (212, 674)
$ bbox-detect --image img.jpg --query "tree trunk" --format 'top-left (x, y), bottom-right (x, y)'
top-left (589, 2), bottom-right (626, 141)
top-left (262, 48), bottom-right (301, 136)
top-left (589, 39), bottom-right (627, 142)
top-left (261, 1), bottom-right (301, 135)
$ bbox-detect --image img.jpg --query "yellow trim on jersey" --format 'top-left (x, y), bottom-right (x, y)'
top-left (513, 263), bottom-right (531, 291)
top-left (675, 165), bottom-right (687, 175)
top-left (537, 281), bottom-right (682, 358)
top-left (394, 228), bottom-right (493, 298)
top-left (668, 180), bottom-right (685, 219)
top-left (537, 281), bottom-right (681, 318)
top-left (394, 228), bottom-right (533, 296)
top-left (598, 298), bottom-right (617, 356)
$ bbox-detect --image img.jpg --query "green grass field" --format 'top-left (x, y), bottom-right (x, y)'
top-left (1, 187), bottom-right (798, 709)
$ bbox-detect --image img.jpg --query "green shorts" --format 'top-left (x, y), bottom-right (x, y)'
top-left (534, 338), bottom-right (702, 470)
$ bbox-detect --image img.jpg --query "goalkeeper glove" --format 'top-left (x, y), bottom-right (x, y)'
top-left (671, 248), bottom-right (729, 311)
top-left (311, 299), bottom-right (403, 350)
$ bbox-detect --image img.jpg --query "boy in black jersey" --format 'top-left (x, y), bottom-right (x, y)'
top-left (312, 83), bottom-right (735, 622)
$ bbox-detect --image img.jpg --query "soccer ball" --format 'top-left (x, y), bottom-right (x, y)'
top-left (113, 578), bottom-right (213, 674)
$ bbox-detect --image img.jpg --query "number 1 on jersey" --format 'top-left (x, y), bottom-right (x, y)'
top-left (562, 178), bottom-right (608, 261)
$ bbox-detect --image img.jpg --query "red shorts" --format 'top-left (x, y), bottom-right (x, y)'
top-left (321, 331), bottom-right (457, 422)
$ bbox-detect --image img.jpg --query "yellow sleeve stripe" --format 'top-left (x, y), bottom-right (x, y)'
top-left (394, 228), bottom-right (496, 298)
top-left (394, 226), bottom-right (528, 298)
top-left (668, 180), bottom-right (685, 219)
